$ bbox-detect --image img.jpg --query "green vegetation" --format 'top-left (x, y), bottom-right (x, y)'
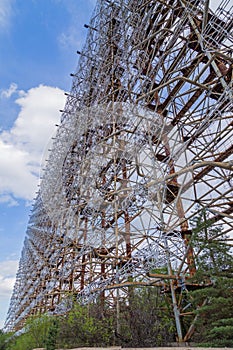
top-left (189, 278), bottom-right (233, 347)
top-left (117, 287), bottom-right (175, 347)
top-left (4, 314), bottom-right (55, 350)
top-left (57, 302), bottom-right (114, 348)
top-left (1, 209), bottom-right (232, 349)
top-left (187, 208), bottom-right (233, 347)
top-left (2, 289), bottom-right (174, 349)
top-left (0, 329), bottom-right (11, 350)
top-left (45, 319), bottom-right (59, 350)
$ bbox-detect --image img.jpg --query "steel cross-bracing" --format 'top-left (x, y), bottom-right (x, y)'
top-left (5, 0), bottom-right (233, 342)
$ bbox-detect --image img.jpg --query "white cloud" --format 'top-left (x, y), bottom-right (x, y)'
top-left (0, 259), bottom-right (18, 329)
top-left (0, 84), bottom-right (66, 205)
top-left (0, 260), bottom-right (18, 297)
top-left (8, 85), bottom-right (65, 154)
top-left (0, 194), bottom-right (18, 207)
top-left (0, 276), bottom-right (15, 296)
top-left (0, 83), bottom-right (18, 99)
top-left (0, 0), bottom-right (14, 31)
top-left (0, 140), bottom-right (37, 200)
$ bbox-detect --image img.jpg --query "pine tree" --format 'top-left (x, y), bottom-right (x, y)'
top-left (189, 208), bottom-right (233, 346)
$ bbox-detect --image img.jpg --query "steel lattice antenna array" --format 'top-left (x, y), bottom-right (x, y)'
top-left (5, 0), bottom-right (233, 341)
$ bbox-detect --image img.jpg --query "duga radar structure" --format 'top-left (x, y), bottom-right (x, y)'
top-left (5, 0), bottom-right (233, 342)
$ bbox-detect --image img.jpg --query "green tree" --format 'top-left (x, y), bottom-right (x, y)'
top-left (117, 287), bottom-right (176, 347)
top-left (7, 314), bottom-right (57, 350)
top-left (190, 277), bottom-right (233, 347)
top-left (189, 208), bottom-right (233, 346)
top-left (45, 319), bottom-right (59, 350)
top-left (191, 208), bottom-right (232, 280)
top-left (0, 329), bottom-right (11, 350)
top-left (57, 302), bottom-right (114, 348)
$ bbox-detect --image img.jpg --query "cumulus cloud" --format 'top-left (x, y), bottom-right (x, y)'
top-left (0, 84), bottom-right (66, 205)
top-left (0, 260), bottom-right (18, 297)
top-left (0, 140), bottom-right (37, 201)
top-left (5, 85), bottom-right (66, 154)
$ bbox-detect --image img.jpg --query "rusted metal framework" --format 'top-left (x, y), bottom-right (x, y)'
top-left (5, 0), bottom-right (233, 341)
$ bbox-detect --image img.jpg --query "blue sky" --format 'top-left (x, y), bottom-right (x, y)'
top-left (0, 0), bottom-right (95, 329)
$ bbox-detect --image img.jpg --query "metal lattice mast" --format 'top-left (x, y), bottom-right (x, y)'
top-left (5, 0), bottom-right (233, 340)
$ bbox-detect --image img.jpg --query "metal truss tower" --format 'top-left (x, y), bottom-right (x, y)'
top-left (5, 0), bottom-right (233, 342)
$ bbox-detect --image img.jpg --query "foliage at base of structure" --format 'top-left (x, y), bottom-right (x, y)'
top-left (57, 302), bottom-right (114, 348)
top-left (2, 288), bottom-right (175, 349)
top-left (2, 209), bottom-right (233, 349)
top-left (187, 208), bottom-right (233, 347)
top-left (188, 277), bottom-right (233, 347)
top-left (117, 287), bottom-right (175, 347)
top-left (0, 330), bottom-right (12, 350)
top-left (57, 287), bottom-right (175, 348)
top-left (2, 315), bottom-right (55, 350)
top-left (45, 319), bottom-right (59, 350)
